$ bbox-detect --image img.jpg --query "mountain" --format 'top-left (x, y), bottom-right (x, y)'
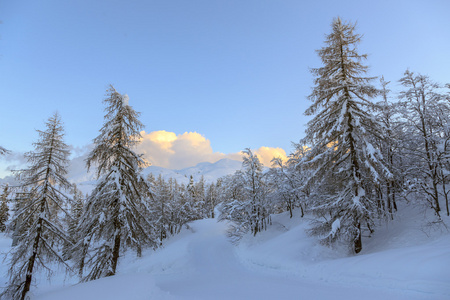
top-left (142, 158), bottom-right (243, 184)
top-left (70, 158), bottom-right (243, 194)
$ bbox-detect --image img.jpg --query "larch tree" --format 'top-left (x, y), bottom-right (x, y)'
top-left (74, 85), bottom-right (156, 281)
top-left (302, 18), bottom-right (390, 254)
top-left (2, 113), bottom-right (72, 300)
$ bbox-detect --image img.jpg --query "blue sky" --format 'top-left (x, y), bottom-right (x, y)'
top-left (0, 0), bottom-right (449, 174)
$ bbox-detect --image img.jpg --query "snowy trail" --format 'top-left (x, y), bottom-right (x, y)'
top-left (150, 219), bottom-right (435, 300)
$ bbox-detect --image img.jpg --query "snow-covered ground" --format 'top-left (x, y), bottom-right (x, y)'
top-left (1, 206), bottom-right (449, 300)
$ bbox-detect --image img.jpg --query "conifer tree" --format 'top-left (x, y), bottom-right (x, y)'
top-left (302, 18), bottom-right (390, 253)
top-left (205, 181), bottom-right (220, 218)
top-left (2, 113), bottom-right (72, 300)
top-left (63, 184), bottom-right (84, 260)
top-left (151, 174), bottom-right (171, 244)
top-left (0, 184), bottom-right (10, 232)
top-left (74, 85), bottom-right (156, 281)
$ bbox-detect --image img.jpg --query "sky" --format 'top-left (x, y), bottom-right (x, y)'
top-left (0, 0), bottom-right (449, 176)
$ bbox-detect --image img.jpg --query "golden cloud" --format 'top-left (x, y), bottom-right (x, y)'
top-left (136, 130), bottom-right (287, 169)
top-left (253, 147), bottom-right (288, 167)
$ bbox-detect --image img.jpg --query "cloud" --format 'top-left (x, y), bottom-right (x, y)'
top-left (136, 130), bottom-right (287, 169)
top-left (0, 151), bottom-right (28, 178)
top-left (253, 147), bottom-right (288, 167)
top-left (137, 131), bottom-right (227, 169)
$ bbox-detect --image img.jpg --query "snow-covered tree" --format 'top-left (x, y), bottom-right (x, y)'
top-left (372, 77), bottom-right (402, 219)
top-left (219, 149), bottom-right (272, 242)
top-left (150, 174), bottom-right (172, 244)
top-left (74, 85), bottom-right (156, 281)
top-left (10, 188), bottom-right (34, 247)
top-left (2, 113), bottom-right (72, 300)
top-left (205, 180), bottom-right (221, 218)
top-left (269, 146), bottom-right (311, 219)
top-left (397, 70), bottom-right (450, 217)
top-left (193, 176), bottom-right (207, 218)
top-left (302, 18), bottom-right (390, 253)
top-left (0, 184), bottom-right (10, 232)
top-left (62, 184), bottom-right (85, 260)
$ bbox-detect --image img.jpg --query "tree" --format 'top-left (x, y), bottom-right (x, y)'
top-left (74, 85), bottom-right (156, 281)
top-left (150, 174), bottom-right (172, 245)
top-left (269, 148), bottom-right (310, 219)
top-left (397, 70), bottom-right (450, 218)
top-left (219, 149), bottom-right (272, 242)
top-left (2, 113), bottom-right (72, 300)
top-left (205, 180), bottom-right (221, 218)
top-left (302, 18), bottom-right (390, 253)
top-left (0, 184), bottom-right (10, 232)
top-left (62, 184), bottom-right (85, 261)
top-left (373, 77), bottom-right (401, 219)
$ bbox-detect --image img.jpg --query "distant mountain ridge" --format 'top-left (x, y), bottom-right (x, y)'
top-left (0, 158), bottom-right (243, 195)
top-left (141, 158), bottom-right (242, 183)
top-left (73, 158), bottom-right (242, 194)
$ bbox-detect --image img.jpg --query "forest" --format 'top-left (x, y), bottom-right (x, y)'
top-left (1, 17), bottom-right (449, 300)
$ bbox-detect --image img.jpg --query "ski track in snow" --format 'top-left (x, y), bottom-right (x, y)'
top-left (1, 213), bottom-right (449, 300)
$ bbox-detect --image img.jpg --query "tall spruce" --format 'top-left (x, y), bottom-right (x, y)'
top-left (302, 18), bottom-right (390, 253)
top-left (74, 85), bottom-right (156, 281)
top-left (2, 113), bottom-right (72, 300)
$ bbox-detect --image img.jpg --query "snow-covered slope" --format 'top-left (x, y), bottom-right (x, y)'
top-left (141, 158), bottom-right (242, 184)
top-left (1, 205), bottom-right (448, 300)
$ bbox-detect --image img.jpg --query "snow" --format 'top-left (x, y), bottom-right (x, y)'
top-left (141, 158), bottom-right (242, 184)
top-left (122, 94), bottom-right (130, 107)
top-left (1, 204), bottom-right (449, 300)
top-left (330, 217), bottom-right (340, 237)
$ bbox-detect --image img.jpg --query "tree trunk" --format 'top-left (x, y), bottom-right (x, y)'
top-left (21, 218), bottom-right (42, 300)
top-left (354, 222), bottom-right (362, 254)
top-left (110, 224), bottom-right (121, 276)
